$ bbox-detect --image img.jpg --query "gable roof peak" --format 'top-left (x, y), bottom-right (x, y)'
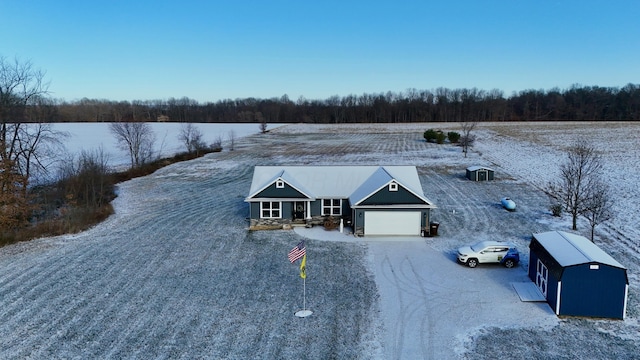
top-left (349, 166), bottom-right (434, 207)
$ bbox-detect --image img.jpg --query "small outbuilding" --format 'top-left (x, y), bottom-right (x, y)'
top-left (466, 166), bottom-right (494, 181)
top-left (528, 231), bottom-right (628, 319)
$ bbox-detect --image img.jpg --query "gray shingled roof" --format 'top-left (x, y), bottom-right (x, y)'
top-left (246, 166), bottom-right (434, 206)
top-left (466, 165), bottom-right (494, 172)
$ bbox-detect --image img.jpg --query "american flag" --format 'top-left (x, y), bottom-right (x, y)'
top-left (288, 241), bottom-right (306, 263)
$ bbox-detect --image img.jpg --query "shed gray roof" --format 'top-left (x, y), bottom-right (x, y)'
top-left (466, 165), bottom-right (494, 172)
top-left (533, 231), bottom-right (626, 269)
top-left (246, 166), bottom-right (434, 206)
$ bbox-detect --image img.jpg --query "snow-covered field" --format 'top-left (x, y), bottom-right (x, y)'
top-left (1, 122), bottom-right (639, 359)
top-left (50, 122), bottom-right (285, 169)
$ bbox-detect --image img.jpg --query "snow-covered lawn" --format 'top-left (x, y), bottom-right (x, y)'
top-left (1, 122), bottom-right (639, 359)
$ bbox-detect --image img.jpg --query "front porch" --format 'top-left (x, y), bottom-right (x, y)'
top-left (249, 215), bottom-right (350, 231)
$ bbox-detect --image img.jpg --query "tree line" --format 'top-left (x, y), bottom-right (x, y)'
top-left (42, 84), bottom-right (640, 124)
top-left (0, 55), bottom-right (624, 245)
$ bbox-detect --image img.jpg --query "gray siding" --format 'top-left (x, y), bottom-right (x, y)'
top-left (422, 210), bottom-right (430, 229)
top-left (360, 185), bottom-right (425, 205)
top-left (310, 200), bottom-right (321, 216)
top-left (255, 182), bottom-right (308, 198)
top-left (282, 202), bottom-right (293, 218)
top-left (250, 202), bottom-right (260, 218)
top-left (353, 209), bottom-right (365, 235)
top-left (341, 201), bottom-right (350, 216)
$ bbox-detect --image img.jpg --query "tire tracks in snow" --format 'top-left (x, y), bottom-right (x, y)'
top-left (379, 247), bottom-right (483, 360)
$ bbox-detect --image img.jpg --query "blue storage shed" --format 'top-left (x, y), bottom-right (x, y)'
top-left (528, 231), bottom-right (628, 319)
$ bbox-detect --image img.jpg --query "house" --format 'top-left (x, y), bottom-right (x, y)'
top-left (528, 231), bottom-right (629, 319)
top-left (245, 166), bottom-right (436, 236)
top-left (466, 166), bottom-right (494, 181)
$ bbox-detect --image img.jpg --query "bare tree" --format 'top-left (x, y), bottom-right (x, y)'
top-left (1, 57), bottom-right (48, 175)
top-left (548, 143), bottom-right (603, 230)
top-left (109, 122), bottom-right (156, 168)
top-left (228, 129), bottom-right (236, 151)
top-left (0, 57), bottom-right (67, 230)
top-left (15, 106), bottom-right (68, 185)
top-left (58, 147), bottom-right (113, 208)
top-left (459, 120), bottom-right (477, 157)
top-left (259, 117), bottom-right (268, 133)
top-left (178, 123), bottom-right (205, 154)
top-left (211, 135), bottom-right (223, 152)
top-left (583, 179), bottom-right (614, 242)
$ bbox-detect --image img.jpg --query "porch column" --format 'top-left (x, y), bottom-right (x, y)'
top-left (306, 201), bottom-right (312, 219)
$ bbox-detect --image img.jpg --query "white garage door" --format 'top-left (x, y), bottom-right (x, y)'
top-left (364, 211), bottom-right (421, 236)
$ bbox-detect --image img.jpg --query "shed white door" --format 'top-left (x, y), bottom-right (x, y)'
top-left (364, 211), bottom-right (421, 236)
top-left (535, 259), bottom-right (548, 297)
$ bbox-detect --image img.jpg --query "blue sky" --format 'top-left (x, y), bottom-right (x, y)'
top-left (1, 1), bottom-right (639, 102)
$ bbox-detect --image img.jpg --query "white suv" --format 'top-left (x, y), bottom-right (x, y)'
top-left (457, 240), bottom-right (520, 268)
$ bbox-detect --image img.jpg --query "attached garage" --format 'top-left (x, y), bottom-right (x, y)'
top-left (349, 167), bottom-right (435, 237)
top-left (364, 211), bottom-right (421, 236)
top-left (466, 166), bottom-right (494, 181)
top-left (528, 231), bottom-right (629, 319)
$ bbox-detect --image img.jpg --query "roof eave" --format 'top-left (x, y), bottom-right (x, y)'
top-left (351, 204), bottom-right (437, 209)
top-left (246, 197), bottom-right (317, 202)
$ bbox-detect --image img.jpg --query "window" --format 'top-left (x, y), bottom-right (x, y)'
top-left (261, 201), bottom-right (281, 218)
top-left (389, 182), bottom-right (398, 191)
top-left (276, 180), bottom-right (284, 188)
top-left (322, 199), bottom-right (342, 216)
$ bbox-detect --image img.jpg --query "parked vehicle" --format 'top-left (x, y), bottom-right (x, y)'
top-left (457, 241), bottom-right (519, 268)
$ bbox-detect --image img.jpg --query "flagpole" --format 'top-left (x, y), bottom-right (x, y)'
top-left (296, 276), bottom-right (312, 317)
top-left (295, 254), bottom-right (312, 318)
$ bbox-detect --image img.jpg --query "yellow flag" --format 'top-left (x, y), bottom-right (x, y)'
top-left (299, 254), bottom-right (307, 279)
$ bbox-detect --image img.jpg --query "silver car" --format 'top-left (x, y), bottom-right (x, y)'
top-left (457, 240), bottom-right (520, 268)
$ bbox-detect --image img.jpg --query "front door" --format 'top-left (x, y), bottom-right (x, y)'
top-left (293, 201), bottom-right (306, 220)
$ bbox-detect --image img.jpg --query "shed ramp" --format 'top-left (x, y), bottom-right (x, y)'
top-left (512, 282), bottom-right (546, 302)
